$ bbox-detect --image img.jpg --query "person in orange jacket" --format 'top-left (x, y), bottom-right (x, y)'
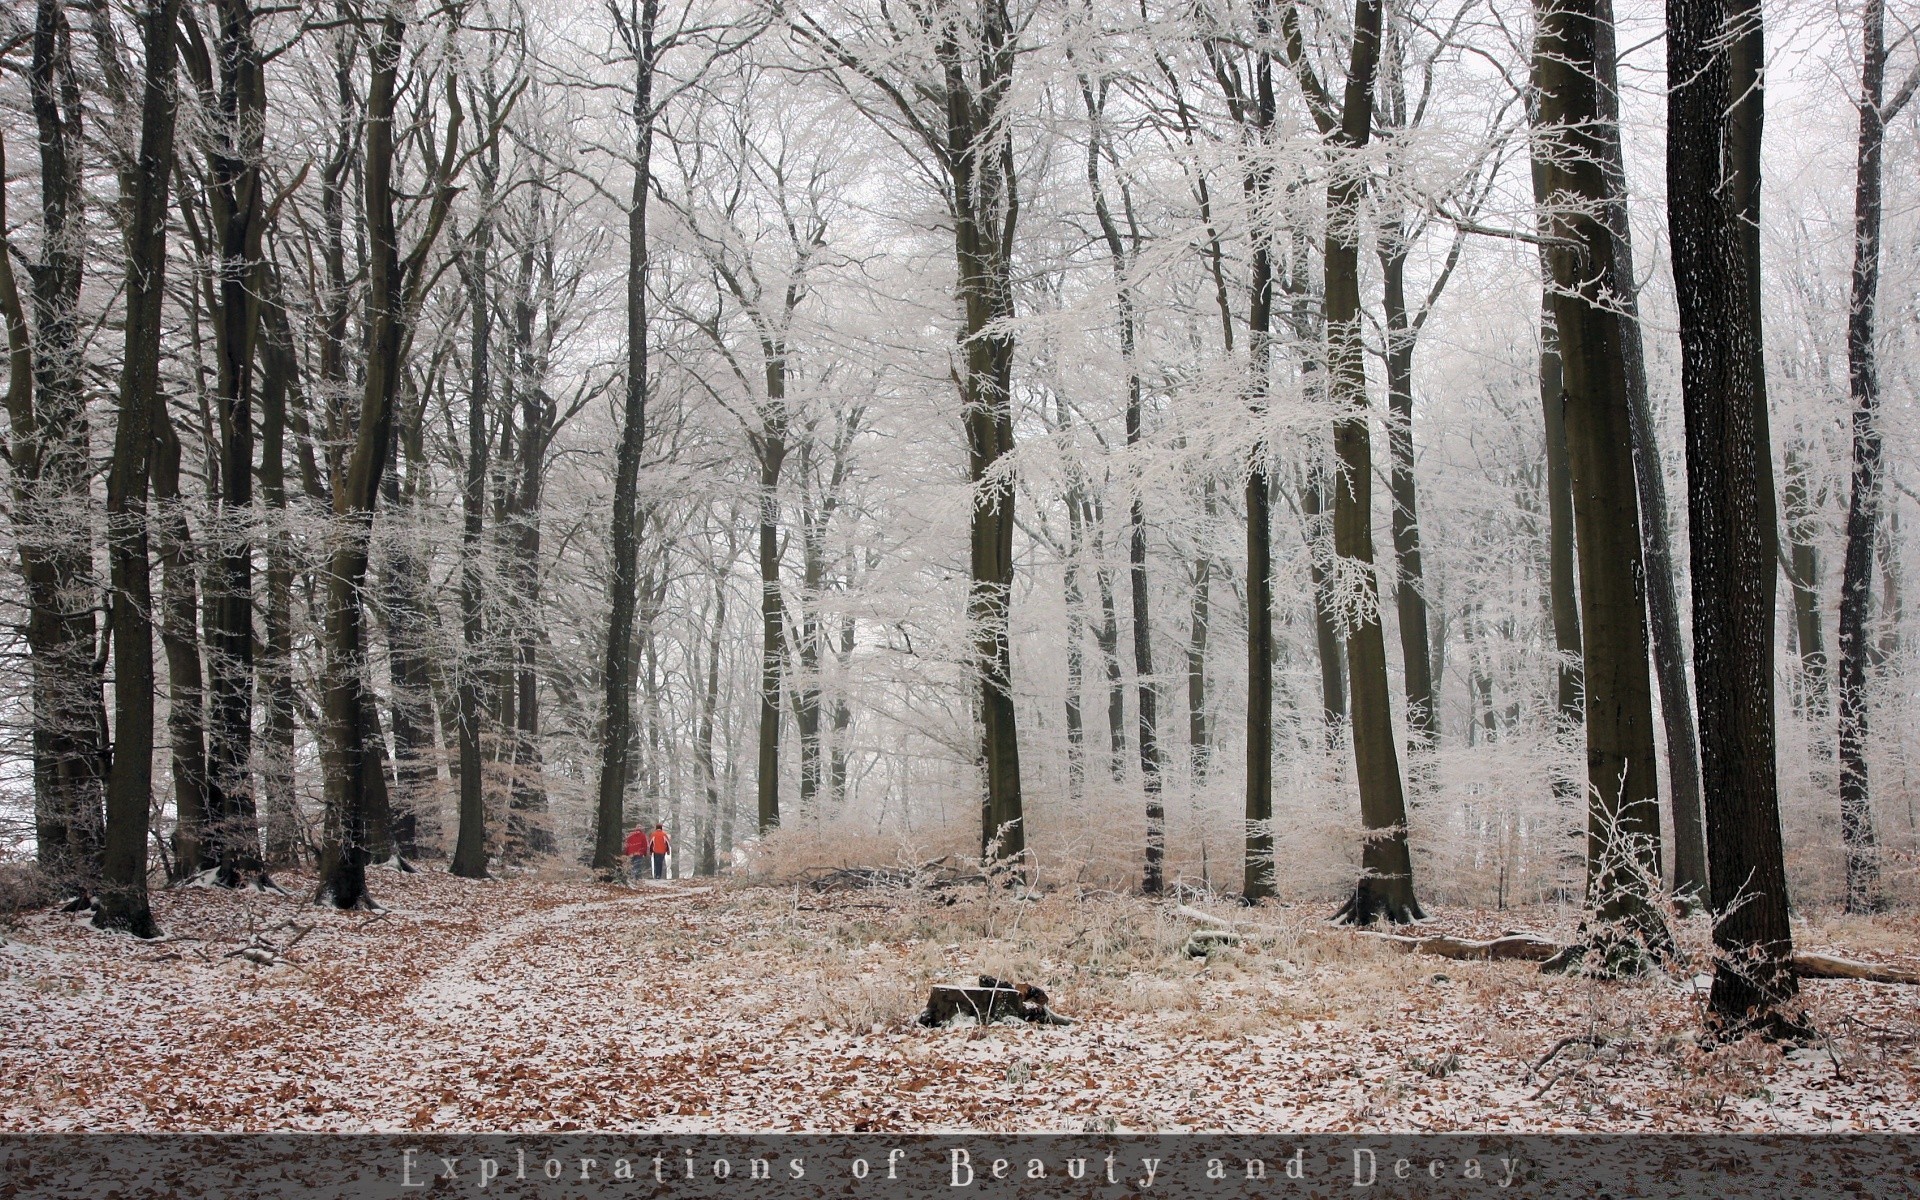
top-left (648, 822), bottom-right (670, 880)
top-left (622, 826), bottom-right (648, 882)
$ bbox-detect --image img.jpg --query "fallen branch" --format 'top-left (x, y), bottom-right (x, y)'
top-left (1530, 1032), bottom-right (1608, 1078)
top-left (1364, 931), bottom-right (1920, 984)
top-left (1364, 931), bottom-right (1561, 963)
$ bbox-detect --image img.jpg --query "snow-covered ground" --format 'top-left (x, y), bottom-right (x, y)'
top-left (2, 869), bottom-right (1915, 1132)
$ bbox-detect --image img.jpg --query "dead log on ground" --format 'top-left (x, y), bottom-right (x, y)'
top-left (1364, 931), bottom-right (1920, 984)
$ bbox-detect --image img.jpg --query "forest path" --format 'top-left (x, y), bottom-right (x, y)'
top-left (404, 882), bottom-right (711, 1025)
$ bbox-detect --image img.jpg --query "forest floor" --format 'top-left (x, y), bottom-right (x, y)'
top-left (2, 866), bottom-right (1917, 1133)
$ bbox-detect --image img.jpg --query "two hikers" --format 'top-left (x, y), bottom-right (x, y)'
top-left (622, 822), bottom-right (671, 881)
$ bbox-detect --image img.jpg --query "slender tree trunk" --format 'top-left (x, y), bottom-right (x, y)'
top-left (593, 0), bottom-right (656, 872)
top-left (1235, 29), bottom-right (1279, 901)
top-left (153, 405), bottom-right (209, 882)
top-left (318, 9), bottom-right (461, 909)
top-left (256, 306), bottom-right (300, 866)
top-left (1533, 0), bottom-right (1668, 966)
top-left (1187, 481), bottom-right (1214, 783)
top-left (1532, 278), bottom-right (1583, 731)
top-left (1837, 0), bottom-right (1895, 915)
top-left (697, 571), bottom-right (726, 875)
top-left (1301, 464), bottom-right (1347, 746)
top-left (196, 0), bottom-right (266, 887)
top-left (1063, 466), bottom-right (1088, 797)
top-left (944, 3), bottom-right (1025, 863)
top-left (15, 4), bottom-right (108, 894)
top-left (1380, 249), bottom-right (1434, 749)
top-left (451, 219), bottom-right (492, 880)
top-left (1668, 0), bottom-right (1801, 1031)
top-left (97, 0), bottom-right (181, 937)
top-left (756, 436), bottom-right (786, 832)
top-left (1592, 0), bottom-right (1707, 899)
top-left (1308, 0), bottom-right (1421, 925)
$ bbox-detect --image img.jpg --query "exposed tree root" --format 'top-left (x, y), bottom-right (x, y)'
top-left (1332, 880), bottom-right (1426, 926)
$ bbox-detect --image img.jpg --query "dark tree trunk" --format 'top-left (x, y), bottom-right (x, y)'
top-left (1532, 280), bottom-right (1583, 732)
top-left (756, 434), bottom-right (786, 832)
top-left (256, 303), bottom-right (300, 866)
top-left (318, 10), bottom-right (461, 909)
top-left (97, 0), bottom-right (181, 938)
top-left (1301, 464), bottom-right (1347, 746)
top-left (451, 210), bottom-right (493, 880)
top-left (1836, 0), bottom-right (1897, 916)
top-left (1533, 0), bottom-right (1668, 966)
top-left (1085, 84), bottom-right (1163, 893)
top-left (1288, 0), bottom-right (1421, 925)
top-left (505, 227), bottom-right (551, 857)
top-left (1380, 250), bottom-right (1434, 749)
top-left (1591, 0), bottom-right (1707, 899)
top-left (153, 404), bottom-right (209, 881)
top-left (1226, 26), bottom-right (1279, 901)
top-left (15, 3), bottom-right (108, 894)
top-left (1668, 0), bottom-right (1801, 1032)
top-left (594, 0), bottom-right (656, 873)
top-left (181, 0), bottom-right (267, 887)
top-left (1187, 482), bottom-right (1214, 783)
top-left (943, 2), bottom-right (1025, 864)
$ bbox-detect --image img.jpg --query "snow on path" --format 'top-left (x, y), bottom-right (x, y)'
top-left (406, 885), bottom-right (710, 1023)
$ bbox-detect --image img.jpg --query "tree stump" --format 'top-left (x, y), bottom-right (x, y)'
top-left (917, 976), bottom-right (1073, 1026)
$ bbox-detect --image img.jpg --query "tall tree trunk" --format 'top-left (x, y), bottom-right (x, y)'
top-left (1380, 249), bottom-right (1434, 749)
top-left (1668, 0), bottom-right (1800, 1032)
top-left (1298, 0), bottom-right (1421, 925)
top-left (1591, 0), bottom-right (1707, 899)
top-left (97, 0), bottom-right (181, 937)
top-left (1081, 78), bottom-right (1162, 889)
top-left (1300, 464), bottom-right (1347, 746)
top-left (187, 0), bottom-right (267, 887)
top-left (14, 4), bottom-right (108, 894)
top-left (1187, 481), bottom-right (1214, 783)
top-left (593, 0), bottom-right (656, 873)
top-left (451, 217), bottom-right (493, 880)
top-left (256, 304), bottom-right (300, 867)
top-left (1089, 513), bottom-right (1126, 779)
top-left (945, 2), bottom-right (1025, 864)
top-left (1533, 0), bottom-right (1668, 967)
top-left (1836, 0), bottom-right (1898, 916)
top-left (318, 8), bottom-right (462, 909)
top-left (756, 435), bottom-right (786, 832)
top-left (1229, 24), bottom-right (1279, 901)
top-left (1532, 279), bottom-right (1583, 732)
top-left (697, 570), bottom-right (726, 875)
top-left (506, 232), bottom-right (551, 856)
top-left (1063, 463), bottom-right (1088, 797)
top-left (153, 404), bottom-right (209, 882)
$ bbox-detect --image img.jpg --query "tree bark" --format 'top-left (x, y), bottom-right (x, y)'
top-left (942, 2), bottom-right (1025, 864)
top-left (14, 3), bottom-right (108, 894)
top-left (593, 0), bottom-right (656, 873)
top-left (153, 398), bottom-right (209, 882)
top-left (1836, 0), bottom-right (1897, 915)
top-left (318, 9), bottom-right (463, 909)
top-left (180, 0), bottom-right (267, 887)
top-left (756, 431), bottom-right (787, 832)
top-left (1668, 0), bottom-right (1801, 1032)
top-left (1533, 0), bottom-right (1668, 966)
top-left (1287, 0), bottom-right (1422, 925)
top-left (97, 0), bottom-right (181, 938)
top-left (451, 205), bottom-right (493, 880)
top-left (1591, 0), bottom-right (1707, 900)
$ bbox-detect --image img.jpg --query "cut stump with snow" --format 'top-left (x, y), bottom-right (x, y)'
top-left (917, 977), bottom-right (1073, 1027)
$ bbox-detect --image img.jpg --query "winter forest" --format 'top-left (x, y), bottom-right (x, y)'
top-left (4, 0), bottom-right (1920, 1137)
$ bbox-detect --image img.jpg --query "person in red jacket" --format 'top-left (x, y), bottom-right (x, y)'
top-left (649, 823), bottom-right (670, 880)
top-left (622, 826), bottom-right (648, 882)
